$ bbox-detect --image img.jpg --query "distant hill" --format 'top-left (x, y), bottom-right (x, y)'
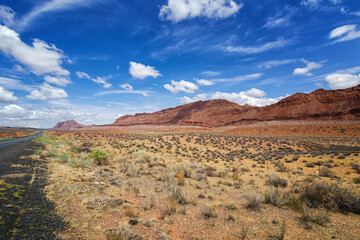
top-left (113, 85), bottom-right (360, 127)
top-left (53, 85), bottom-right (360, 129)
top-left (53, 120), bottom-right (86, 130)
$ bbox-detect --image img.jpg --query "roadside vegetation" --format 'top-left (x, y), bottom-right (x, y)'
top-left (33, 131), bottom-right (360, 239)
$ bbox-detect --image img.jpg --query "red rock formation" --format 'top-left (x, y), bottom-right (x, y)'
top-left (53, 120), bottom-right (86, 130)
top-left (113, 85), bottom-right (360, 127)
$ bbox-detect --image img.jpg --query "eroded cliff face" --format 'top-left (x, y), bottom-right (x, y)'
top-left (113, 85), bottom-right (360, 127)
top-left (53, 85), bottom-right (360, 129)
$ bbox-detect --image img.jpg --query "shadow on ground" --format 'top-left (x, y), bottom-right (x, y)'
top-left (0, 140), bottom-right (67, 239)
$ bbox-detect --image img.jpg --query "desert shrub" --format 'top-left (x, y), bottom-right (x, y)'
top-left (266, 174), bottom-right (288, 188)
top-left (300, 181), bottom-right (360, 214)
top-left (319, 167), bottom-right (337, 178)
top-left (305, 162), bottom-right (315, 168)
top-left (202, 205), bottom-right (218, 218)
top-left (353, 177), bottom-right (360, 184)
top-left (300, 205), bottom-right (330, 227)
top-left (225, 203), bottom-right (238, 210)
top-left (105, 223), bottom-right (142, 240)
top-left (269, 220), bottom-right (286, 240)
top-left (162, 198), bottom-right (176, 216)
top-left (244, 190), bottom-right (262, 210)
top-left (168, 185), bottom-right (188, 205)
top-left (264, 187), bottom-right (289, 207)
top-left (88, 149), bottom-right (110, 165)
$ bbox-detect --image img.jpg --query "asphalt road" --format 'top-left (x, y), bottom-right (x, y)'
top-left (0, 133), bottom-right (66, 239)
top-left (0, 131), bottom-right (43, 151)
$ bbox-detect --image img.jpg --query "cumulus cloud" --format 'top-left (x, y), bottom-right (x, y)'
top-left (202, 71), bottom-right (221, 77)
top-left (329, 24), bottom-right (360, 43)
top-left (0, 86), bottom-right (17, 103)
top-left (159, 0), bottom-right (242, 22)
top-left (120, 84), bottom-right (133, 91)
top-left (164, 80), bottom-right (199, 93)
top-left (0, 5), bottom-right (15, 25)
top-left (181, 88), bottom-right (285, 107)
top-left (293, 59), bottom-right (322, 76)
top-left (325, 73), bottom-right (360, 89)
top-left (44, 75), bottom-right (71, 87)
top-left (0, 104), bottom-right (27, 118)
top-left (0, 25), bottom-right (69, 76)
top-left (76, 71), bottom-right (112, 88)
top-left (227, 37), bottom-right (292, 54)
top-left (27, 83), bottom-right (68, 100)
top-left (129, 62), bottom-right (162, 80)
top-left (195, 78), bottom-right (214, 86)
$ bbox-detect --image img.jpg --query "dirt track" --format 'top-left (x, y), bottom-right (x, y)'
top-left (0, 140), bottom-right (66, 239)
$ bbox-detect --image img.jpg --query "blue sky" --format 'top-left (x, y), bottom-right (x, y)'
top-left (0, 0), bottom-right (359, 128)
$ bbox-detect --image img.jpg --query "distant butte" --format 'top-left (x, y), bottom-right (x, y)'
top-left (53, 85), bottom-right (360, 129)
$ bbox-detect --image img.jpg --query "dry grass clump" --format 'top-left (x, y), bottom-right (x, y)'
top-left (300, 205), bottom-right (330, 228)
top-left (168, 184), bottom-right (188, 205)
top-left (244, 190), bottom-right (262, 210)
top-left (202, 205), bottom-right (218, 218)
top-left (319, 167), bottom-right (337, 178)
top-left (83, 196), bottom-right (125, 209)
top-left (269, 220), bottom-right (286, 240)
top-left (300, 181), bottom-right (360, 214)
top-left (264, 187), bottom-right (289, 207)
top-left (265, 174), bottom-right (288, 188)
top-left (105, 223), bottom-right (142, 240)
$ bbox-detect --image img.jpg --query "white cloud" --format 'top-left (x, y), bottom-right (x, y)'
top-left (325, 73), bottom-right (360, 89)
top-left (264, 16), bottom-right (290, 29)
top-left (0, 5), bottom-right (15, 25)
top-left (329, 24), bottom-right (360, 43)
top-left (129, 62), bottom-right (162, 79)
top-left (159, 0), bottom-right (242, 22)
top-left (164, 80), bottom-right (199, 93)
top-left (258, 59), bottom-right (296, 69)
top-left (214, 73), bottom-right (263, 82)
top-left (226, 37), bottom-right (291, 54)
top-left (0, 77), bottom-right (34, 91)
top-left (27, 83), bottom-right (68, 100)
top-left (75, 71), bottom-right (91, 79)
top-left (44, 75), bottom-right (71, 87)
top-left (16, 0), bottom-right (98, 30)
top-left (293, 59), bottom-right (322, 76)
top-left (181, 88), bottom-right (285, 107)
top-left (76, 71), bottom-right (112, 88)
top-left (0, 104), bottom-right (26, 117)
top-left (92, 77), bottom-right (112, 88)
top-left (329, 25), bottom-right (356, 38)
top-left (95, 90), bottom-right (150, 97)
top-left (0, 86), bottom-right (17, 103)
top-left (301, 0), bottom-right (321, 8)
top-left (243, 88), bottom-right (266, 97)
top-left (0, 25), bottom-right (69, 76)
top-left (120, 84), bottom-right (133, 91)
top-left (195, 78), bottom-right (214, 86)
top-left (202, 71), bottom-right (221, 77)
top-left (336, 66), bottom-right (360, 74)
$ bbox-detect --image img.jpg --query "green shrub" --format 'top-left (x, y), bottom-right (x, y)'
top-left (34, 148), bottom-right (43, 155)
top-left (88, 149), bottom-right (110, 165)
